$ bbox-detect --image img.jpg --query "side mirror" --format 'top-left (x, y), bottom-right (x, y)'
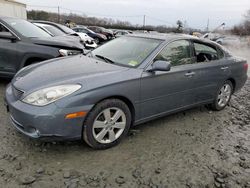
top-left (148, 60), bottom-right (171, 72)
top-left (0, 32), bottom-right (17, 41)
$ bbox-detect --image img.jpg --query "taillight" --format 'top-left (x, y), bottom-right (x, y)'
top-left (244, 63), bottom-right (248, 71)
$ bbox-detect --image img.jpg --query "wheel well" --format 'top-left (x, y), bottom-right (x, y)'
top-left (97, 96), bottom-right (135, 125)
top-left (227, 78), bottom-right (236, 93)
top-left (24, 57), bottom-right (45, 67)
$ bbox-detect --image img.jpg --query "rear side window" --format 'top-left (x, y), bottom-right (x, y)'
top-left (154, 40), bottom-right (192, 66)
top-left (193, 42), bottom-right (222, 62)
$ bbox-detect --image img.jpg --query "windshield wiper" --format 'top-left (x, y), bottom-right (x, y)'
top-left (95, 54), bottom-right (115, 64)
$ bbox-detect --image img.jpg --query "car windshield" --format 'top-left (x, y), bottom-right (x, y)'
top-left (91, 36), bottom-right (162, 67)
top-left (59, 24), bottom-right (75, 34)
top-left (3, 18), bottom-right (51, 38)
top-left (44, 25), bottom-right (65, 36)
top-left (85, 28), bottom-right (95, 34)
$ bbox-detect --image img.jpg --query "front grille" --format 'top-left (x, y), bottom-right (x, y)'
top-left (12, 86), bottom-right (24, 100)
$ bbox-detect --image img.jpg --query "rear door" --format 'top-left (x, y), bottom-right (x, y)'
top-left (189, 40), bottom-right (230, 103)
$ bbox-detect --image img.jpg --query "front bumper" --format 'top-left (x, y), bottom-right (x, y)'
top-left (85, 41), bottom-right (97, 49)
top-left (5, 84), bottom-right (92, 141)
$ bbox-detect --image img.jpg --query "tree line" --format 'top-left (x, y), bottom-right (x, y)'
top-left (231, 10), bottom-right (250, 36)
top-left (27, 10), bottom-right (186, 33)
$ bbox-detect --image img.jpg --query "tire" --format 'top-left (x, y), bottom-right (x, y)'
top-left (83, 99), bottom-right (131, 149)
top-left (210, 80), bottom-right (233, 111)
top-left (94, 38), bottom-right (100, 44)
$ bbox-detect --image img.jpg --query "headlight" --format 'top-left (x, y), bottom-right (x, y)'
top-left (22, 84), bottom-right (81, 106)
top-left (59, 49), bottom-right (82, 56)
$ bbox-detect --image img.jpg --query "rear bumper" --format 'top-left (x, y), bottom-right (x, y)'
top-left (5, 84), bottom-right (93, 141)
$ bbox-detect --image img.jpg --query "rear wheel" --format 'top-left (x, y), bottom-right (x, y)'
top-left (210, 80), bottom-right (233, 111)
top-left (83, 99), bottom-right (131, 149)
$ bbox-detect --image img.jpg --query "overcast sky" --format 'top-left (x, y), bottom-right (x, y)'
top-left (21, 0), bottom-right (250, 30)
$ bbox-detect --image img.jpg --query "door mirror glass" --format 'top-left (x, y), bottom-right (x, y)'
top-left (148, 60), bottom-right (171, 72)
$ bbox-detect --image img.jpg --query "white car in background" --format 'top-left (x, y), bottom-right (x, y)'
top-left (33, 21), bottom-right (97, 49)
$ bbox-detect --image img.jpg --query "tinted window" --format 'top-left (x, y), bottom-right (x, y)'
top-left (3, 18), bottom-right (51, 38)
top-left (193, 42), bottom-right (219, 62)
top-left (154, 40), bottom-right (192, 66)
top-left (0, 24), bottom-right (9, 33)
top-left (0, 24), bottom-right (12, 38)
top-left (58, 24), bottom-right (75, 34)
top-left (44, 25), bottom-right (65, 36)
top-left (79, 29), bottom-right (88, 33)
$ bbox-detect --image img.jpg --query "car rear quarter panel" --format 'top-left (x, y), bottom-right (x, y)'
top-left (227, 56), bottom-right (248, 92)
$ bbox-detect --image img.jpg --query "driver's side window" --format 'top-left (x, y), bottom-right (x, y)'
top-left (154, 40), bottom-right (192, 66)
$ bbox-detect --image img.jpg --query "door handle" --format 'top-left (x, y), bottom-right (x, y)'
top-left (221, 66), bottom-right (229, 70)
top-left (185, 72), bottom-right (195, 77)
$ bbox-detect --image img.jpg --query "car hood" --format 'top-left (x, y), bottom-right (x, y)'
top-left (31, 36), bottom-right (84, 50)
top-left (12, 55), bottom-right (129, 92)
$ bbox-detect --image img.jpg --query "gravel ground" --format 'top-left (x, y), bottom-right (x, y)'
top-left (0, 46), bottom-right (249, 188)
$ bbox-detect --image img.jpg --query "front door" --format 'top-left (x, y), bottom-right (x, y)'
top-left (140, 39), bottom-right (200, 120)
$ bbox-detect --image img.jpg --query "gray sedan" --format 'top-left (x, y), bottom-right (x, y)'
top-left (5, 34), bottom-right (248, 149)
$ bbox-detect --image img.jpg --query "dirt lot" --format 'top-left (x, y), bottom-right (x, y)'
top-left (0, 45), bottom-right (250, 188)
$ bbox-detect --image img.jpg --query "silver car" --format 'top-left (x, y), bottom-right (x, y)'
top-left (5, 34), bottom-right (248, 149)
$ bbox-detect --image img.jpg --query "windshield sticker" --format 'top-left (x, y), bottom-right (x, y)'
top-left (128, 60), bottom-right (139, 66)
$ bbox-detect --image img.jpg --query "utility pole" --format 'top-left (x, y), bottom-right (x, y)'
top-left (206, 18), bottom-right (209, 32)
top-left (58, 6), bottom-right (60, 23)
top-left (143, 15), bottom-right (146, 29)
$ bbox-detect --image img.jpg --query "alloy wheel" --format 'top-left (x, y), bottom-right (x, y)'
top-left (92, 107), bottom-right (126, 144)
top-left (217, 83), bottom-right (232, 107)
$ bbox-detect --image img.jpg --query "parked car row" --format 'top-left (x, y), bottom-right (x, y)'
top-left (0, 16), bottom-right (134, 78)
top-left (32, 21), bottom-right (97, 49)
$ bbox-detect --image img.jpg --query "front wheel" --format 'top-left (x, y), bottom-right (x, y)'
top-left (94, 38), bottom-right (100, 44)
top-left (83, 99), bottom-right (131, 149)
top-left (210, 80), bottom-right (233, 111)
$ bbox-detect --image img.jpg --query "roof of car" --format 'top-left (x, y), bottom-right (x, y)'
top-left (127, 33), bottom-right (219, 45)
top-left (30, 20), bottom-right (60, 26)
top-left (128, 33), bottom-right (198, 41)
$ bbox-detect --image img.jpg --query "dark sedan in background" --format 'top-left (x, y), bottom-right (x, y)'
top-left (5, 34), bottom-right (248, 149)
top-left (88, 26), bottom-right (114, 40)
top-left (72, 26), bottom-right (107, 44)
top-left (0, 17), bottom-right (84, 78)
